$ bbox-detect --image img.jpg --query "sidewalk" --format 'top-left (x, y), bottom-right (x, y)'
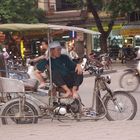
top-left (0, 120), bottom-right (140, 140)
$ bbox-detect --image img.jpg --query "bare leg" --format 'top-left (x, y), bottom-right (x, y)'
top-left (72, 86), bottom-right (79, 98)
top-left (34, 70), bottom-right (46, 88)
top-left (61, 85), bottom-right (72, 97)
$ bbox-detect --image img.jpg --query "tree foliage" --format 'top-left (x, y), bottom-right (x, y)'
top-left (65, 0), bottom-right (140, 52)
top-left (106, 0), bottom-right (137, 17)
top-left (0, 0), bottom-right (46, 23)
top-left (66, 0), bottom-right (139, 17)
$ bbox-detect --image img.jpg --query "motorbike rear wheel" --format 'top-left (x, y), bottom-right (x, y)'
top-left (104, 91), bottom-right (137, 121)
top-left (1, 101), bottom-right (38, 125)
top-left (119, 71), bottom-right (139, 92)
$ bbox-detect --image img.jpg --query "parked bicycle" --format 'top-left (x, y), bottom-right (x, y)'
top-left (0, 66), bottom-right (137, 124)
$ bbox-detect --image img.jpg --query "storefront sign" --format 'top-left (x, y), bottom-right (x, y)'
top-left (121, 28), bottom-right (140, 36)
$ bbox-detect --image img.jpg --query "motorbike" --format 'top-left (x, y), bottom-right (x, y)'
top-left (100, 53), bottom-right (112, 70)
top-left (85, 53), bottom-right (112, 75)
top-left (119, 60), bottom-right (140, 92)
top-left (0, 65), bottom-right (137, 124)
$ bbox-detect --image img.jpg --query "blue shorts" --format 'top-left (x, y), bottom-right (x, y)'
top-left (36, 59), bottom-right (48, 72)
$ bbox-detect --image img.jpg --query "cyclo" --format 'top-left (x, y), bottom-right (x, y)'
top-left (0, 65), bottom-right (137, 124)
top-left (0, 24), bottom-right (137, 124)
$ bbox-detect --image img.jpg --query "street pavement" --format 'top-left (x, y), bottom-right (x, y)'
top-left (0, 120), bottom-right (140, 140)
top-left (0, 61), bottom-right (140, 140)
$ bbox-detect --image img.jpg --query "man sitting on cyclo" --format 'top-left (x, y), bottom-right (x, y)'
top-left (30, 40), bottom-right (48, 88)
top-left (41, 41), bottom-right (83, 99)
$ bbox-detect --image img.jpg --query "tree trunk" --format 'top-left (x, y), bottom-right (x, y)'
top-left (86, 0), bottom-right (114, 53)
top-left (100, 33), bottom-right (108, 53)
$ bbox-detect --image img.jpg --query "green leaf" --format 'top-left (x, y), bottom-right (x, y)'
top-left (0, 0), bottom-right (46, 23)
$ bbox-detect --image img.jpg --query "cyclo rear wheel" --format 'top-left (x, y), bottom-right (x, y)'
top-left (104, 91), bottom-right (137, 121)
top-left (1, 100), bottom-right (38, 125)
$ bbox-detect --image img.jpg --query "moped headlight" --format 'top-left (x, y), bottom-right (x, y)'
top-left (106, 75), bottom-right (111, 84)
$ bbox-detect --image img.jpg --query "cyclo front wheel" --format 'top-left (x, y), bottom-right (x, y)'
top-left (1, 100), bottom-right (38, 125)
top-left (104, 91), bottom-right (137, 121)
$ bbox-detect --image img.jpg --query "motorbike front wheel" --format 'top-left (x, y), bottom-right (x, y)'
top-left (119, 71), bottom-right (139, 92)
top-left (104, 91), bottom-right (137, 121)
top-left (1, 101), bottom-right (38, 125)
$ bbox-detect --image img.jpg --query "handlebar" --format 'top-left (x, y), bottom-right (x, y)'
top-left (93, 67), bottom-right (104, 76)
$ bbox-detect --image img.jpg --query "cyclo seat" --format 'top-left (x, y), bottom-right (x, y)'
top-left (22, 79), bottom-right (38, 91)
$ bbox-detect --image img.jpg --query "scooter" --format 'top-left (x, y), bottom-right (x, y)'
top-left (119, 60), bottom-right (140, 92)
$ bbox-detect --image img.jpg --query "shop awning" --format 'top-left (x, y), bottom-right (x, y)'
top-left (120, 24), bottom-right (140, 36)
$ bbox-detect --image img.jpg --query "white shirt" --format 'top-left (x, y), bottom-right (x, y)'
top-left (69, 50), bottom-right (79, 59)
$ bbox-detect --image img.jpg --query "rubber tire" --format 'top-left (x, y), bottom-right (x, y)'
top-left (119, 71), bottom-right (139, 92)
top-left (104, 91), bottom-right (137, 121)
top-left (1, 101), bottom-right (38, 125)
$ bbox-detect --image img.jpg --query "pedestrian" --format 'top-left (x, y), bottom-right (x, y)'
top-left (60, 42), bottom-right (69, 56)
top-left (2, 48), bottom-right (9, 60)
top-left (0, 51), bottom-right (6, 77)
top-left (74, 40), bottom-right (85, 61)
top-left (69, 47), bottom-right (79, 63)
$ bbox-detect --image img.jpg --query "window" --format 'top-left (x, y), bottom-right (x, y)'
top-left (135, 37), bottom-right (140, 47)
top-left (129, 11), bottom-right (140, 22)
top-left (56, 0), bottom-right (80, 11)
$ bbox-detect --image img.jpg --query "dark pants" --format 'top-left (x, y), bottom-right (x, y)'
top-left (52, 70), bottom-right (83, 88)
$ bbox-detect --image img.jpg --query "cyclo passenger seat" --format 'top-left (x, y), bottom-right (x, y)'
top-left (22, 79), bottom-right (39, 91)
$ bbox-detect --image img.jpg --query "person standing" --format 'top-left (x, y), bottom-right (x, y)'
top-left (2, 48), bottom-right (9, 60)
top-left (74, 40), bottom-right (85, 61)
top-left (0, 51), bottom-right (6, 77)
top-left (69, 47), bottom-right (79, 63)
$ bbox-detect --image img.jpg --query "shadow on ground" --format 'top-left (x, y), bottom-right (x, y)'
top-left (123, 60), bottom-right (137, 68)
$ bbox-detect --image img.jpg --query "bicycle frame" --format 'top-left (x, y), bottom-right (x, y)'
top-left (90, 72), bottom-right (114, 119)
top-left (20, 73), bottom-right (114, 120)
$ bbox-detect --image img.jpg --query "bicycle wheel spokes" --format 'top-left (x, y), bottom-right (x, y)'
top-left (105, 91), bottom-right (137, 121)
top-left (1, 101), bottom-right (38, 124)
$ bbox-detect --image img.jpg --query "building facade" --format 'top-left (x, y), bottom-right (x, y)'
top-left (121, 11), bottom-right (140, 48)
top-left (37, 0), bottom-right (130, 53)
